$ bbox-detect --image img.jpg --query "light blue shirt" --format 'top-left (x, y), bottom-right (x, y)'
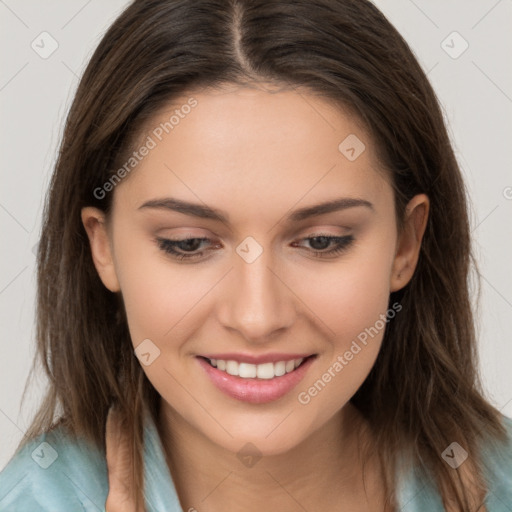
top-left (1, 413), bottom-right (511, 511)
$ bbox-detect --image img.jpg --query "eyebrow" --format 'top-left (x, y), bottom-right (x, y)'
top-left (138, 196), bottom-right (374, 223)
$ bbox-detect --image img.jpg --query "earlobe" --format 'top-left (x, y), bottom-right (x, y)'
top-left (81, 207), bottom-right (121, 292)
top-left (390, 194), bottom-right (429, 292)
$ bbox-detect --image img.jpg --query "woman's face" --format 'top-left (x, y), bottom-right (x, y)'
top-left (83, 84), bottom-right (428, 456)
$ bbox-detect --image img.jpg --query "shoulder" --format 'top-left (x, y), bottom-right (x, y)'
top-left (0, 425), bottom-right (108, 512)
top-left (396, 414), bottom-right (512, 512)
top-left (482, 414), bottom-right (512, 511)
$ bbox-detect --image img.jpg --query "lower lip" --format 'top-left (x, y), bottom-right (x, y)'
top-left (197, 356), bottom-right (315, 404)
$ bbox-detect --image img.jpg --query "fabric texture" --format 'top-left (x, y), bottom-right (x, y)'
top-left (1, 412), bottom-right (511, 511)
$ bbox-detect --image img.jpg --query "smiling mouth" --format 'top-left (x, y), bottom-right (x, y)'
top-left (199, 356), bottom-right (314, 380)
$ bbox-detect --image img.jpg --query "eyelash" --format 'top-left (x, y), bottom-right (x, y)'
top-left (155, 234), bottom-right (355, 261)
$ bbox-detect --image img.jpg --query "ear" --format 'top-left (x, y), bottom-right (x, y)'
top-left (390, 194), bottom-right (429, 292)
top-left (81, 207), bottom-right (121, 292)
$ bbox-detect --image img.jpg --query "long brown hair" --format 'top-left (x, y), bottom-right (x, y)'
top-left (19, 0), bottom-right (508, 510)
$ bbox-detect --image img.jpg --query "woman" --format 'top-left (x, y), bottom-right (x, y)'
top-left (1, 1), bottom-right (511, 511)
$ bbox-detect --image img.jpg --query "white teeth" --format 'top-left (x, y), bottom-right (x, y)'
top-left (274, 361), bottom-right (286, 377)
top-left (226, 360), bottom-right (238, 376)
top-left (256, 362), bottom-right (274, 379)
top-left (238, 362), bottom-right (257, 378)
top-left (208, 357), bottom-right (307, 379)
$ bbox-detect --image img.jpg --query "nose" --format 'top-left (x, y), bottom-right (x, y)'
top-left (216, 248), bottom-right (296, 343)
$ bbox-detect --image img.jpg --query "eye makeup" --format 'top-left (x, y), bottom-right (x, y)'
top-left (155, 233), bottom-right (355, 262)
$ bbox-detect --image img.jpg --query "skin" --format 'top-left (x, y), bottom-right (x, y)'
top-left (83, 84), bottom-right (429, 512)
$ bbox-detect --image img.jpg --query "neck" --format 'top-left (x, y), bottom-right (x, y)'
top-left (157, 400), bottom-right (387, 512)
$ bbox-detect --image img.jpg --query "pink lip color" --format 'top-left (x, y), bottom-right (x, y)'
top-left (197, 356), bottom-right (315, 404)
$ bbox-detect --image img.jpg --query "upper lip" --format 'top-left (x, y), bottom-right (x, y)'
top-left (199, 353), bottom-right (315, 364)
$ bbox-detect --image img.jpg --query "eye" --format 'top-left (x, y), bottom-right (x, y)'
top-left (155, 236), bottom-right (218, 261)
top-left (155, 234), bottom-right (355, 262)
top-left (292, 234), bottom-right (354, 258)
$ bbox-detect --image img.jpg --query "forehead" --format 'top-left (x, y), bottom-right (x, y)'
top-left (114, 85), bottom-right (392, 220)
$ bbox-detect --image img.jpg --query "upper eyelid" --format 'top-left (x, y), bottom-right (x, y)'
top-left (156, 225), bottom-right (352, 240)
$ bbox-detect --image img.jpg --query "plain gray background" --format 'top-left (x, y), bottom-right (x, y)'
top-left (1, 0), bottom-right (511, 469)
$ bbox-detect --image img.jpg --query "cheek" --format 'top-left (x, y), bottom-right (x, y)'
top-left (112, 233), bottom-right (210, 347)
top-left (296, 246), bottom-right (394, 345)
top-left (293, 242), bottom-right (395, 411)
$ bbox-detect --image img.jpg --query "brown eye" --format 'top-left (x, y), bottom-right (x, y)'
top-left (292, 234), bottom-right (354, 258)
top-left (156, 237), bottom-right (214, 261)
